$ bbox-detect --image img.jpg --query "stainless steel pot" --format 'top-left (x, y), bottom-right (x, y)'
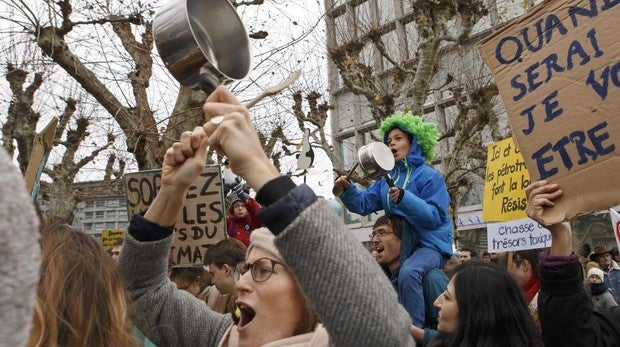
top-left (357, 142), bottom-right (395, 180)
top-left (153, 0), bottom-right (251, 92)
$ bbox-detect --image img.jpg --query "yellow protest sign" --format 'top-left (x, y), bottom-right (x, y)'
top-left (101, 229), bottom-right (125, 248)
top-left (483, 138), bottom-right (532, 222)
top-left (123, 166), bottom-right (226, 266)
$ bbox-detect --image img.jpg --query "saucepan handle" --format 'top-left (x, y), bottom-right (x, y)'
top-left (198, 65), bottom-right (220, 94)
top-left (346, 162), bottom-right (359, 179)
top-left (384, 174), bottom-right (395, 188)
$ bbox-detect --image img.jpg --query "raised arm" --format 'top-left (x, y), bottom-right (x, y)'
top-left (202, 86), bottom-right (414, 346)
top-left (119, 127), bottom-right (232, 346)
top-left (526, 180), bottom-right (620, 347)
top-left (144, 127), bottom-right (209, 225)
top-left (525, 180), bottom-right (570, 256)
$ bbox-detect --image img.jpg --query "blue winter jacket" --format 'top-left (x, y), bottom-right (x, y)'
top-left (340, 139), bottom-right (453, 257)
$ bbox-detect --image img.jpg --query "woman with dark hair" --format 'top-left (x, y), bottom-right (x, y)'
top-left (429, 261), bottom-right (542, 347)
top-left (170, 266), bottom-right (206, 297)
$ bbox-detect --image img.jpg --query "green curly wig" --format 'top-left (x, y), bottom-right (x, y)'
top-left (379, 111), bottom-right (439, 163)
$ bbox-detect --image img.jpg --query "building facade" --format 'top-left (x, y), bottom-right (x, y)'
top-left (72, 191), bottom-right (129, 242)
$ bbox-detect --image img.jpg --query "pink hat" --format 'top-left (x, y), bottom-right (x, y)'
top-left (246, 227), bottom-right (284, 264)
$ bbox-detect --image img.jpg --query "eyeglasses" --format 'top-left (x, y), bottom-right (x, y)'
top-left (239, 257), bottom-right (286, 282)
top-left (369, 228), bottom-right (394, 240)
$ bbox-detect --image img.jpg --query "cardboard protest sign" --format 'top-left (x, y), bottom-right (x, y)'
top-left (487, 217), bottom-right (551, 252)
top-left (123, 166), bottom-right (226, 266)
top-left (101, 229), bottom-right (125, 248)
top-left (483, 137), bottom-right (531, 222)
top-left (478, 0), bottom-right (620, 225)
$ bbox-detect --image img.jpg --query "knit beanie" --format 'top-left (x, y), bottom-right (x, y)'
top-left (587, 267), bottom-right (605, 281)
top-left (229, 195), bottom-right (243, 214)
top-left (247, 227), bottom-right (284, 264)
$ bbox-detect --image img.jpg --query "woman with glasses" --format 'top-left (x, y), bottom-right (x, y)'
top-left (118, 86), bottom-right (414, 346)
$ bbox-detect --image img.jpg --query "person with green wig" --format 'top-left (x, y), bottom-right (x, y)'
top-left (333, 111), bottom-right (453, 328)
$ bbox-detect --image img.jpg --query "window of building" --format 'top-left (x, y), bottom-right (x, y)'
top-left (84, 212), bottom-right (93, 219)
top-left (105, 222), bottom-right (116, 229)
top-left (106, 211), bottom-right (116, 218)
top-left (117, 209), bottom-right (129, 219)
top-left (84, 223), bottom-right (92, 230)
top-left (85, 201), bottom-right (95, 208)
top-left (96, 200), bottom-right (105, 208)
top-left (95, 211), bottom-right (104, 218)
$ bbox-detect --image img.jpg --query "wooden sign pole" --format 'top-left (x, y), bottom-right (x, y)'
top-left (24, 117), bottom-right (58, 202)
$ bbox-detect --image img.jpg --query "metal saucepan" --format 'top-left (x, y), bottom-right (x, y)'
top-left (153, 0), bottom-right (251, 93)
top-left (347, 142), bottom-right (395, 186)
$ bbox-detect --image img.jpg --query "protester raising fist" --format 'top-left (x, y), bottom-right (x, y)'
top-left (118, 85), bottom-right (414, 346)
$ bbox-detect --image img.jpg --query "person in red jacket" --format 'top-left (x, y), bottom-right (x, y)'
top-left (226, 184), bottom-right (262, 246)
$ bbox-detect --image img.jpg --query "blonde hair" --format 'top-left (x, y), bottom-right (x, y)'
top-left (27, 223), bottom-right (138, 347)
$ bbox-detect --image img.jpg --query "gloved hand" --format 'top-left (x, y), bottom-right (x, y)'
top-left (233, 182), bottom-right (248, 201)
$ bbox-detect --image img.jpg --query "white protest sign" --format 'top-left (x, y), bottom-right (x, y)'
top-left (487, 217), bottom-right (551, 252)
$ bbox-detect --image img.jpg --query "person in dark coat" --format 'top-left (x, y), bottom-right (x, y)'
top-left (526, 180), bottom-right (620, 347)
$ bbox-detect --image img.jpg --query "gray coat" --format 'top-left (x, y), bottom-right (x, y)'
top-left (119, 184), bottom-right (414, 347)
top-left (592, 289), bottom-right (618, 312)
top-left (0, 147), bottom-right (40, 347)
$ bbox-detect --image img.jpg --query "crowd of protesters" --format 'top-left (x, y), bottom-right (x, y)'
top-left (1, 85), bottom-right (619, 347)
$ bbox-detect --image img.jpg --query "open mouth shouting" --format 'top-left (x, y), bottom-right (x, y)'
top-left (236, 301), bottom-right (256, 330)
top-left (375, 244), bottom-right (385, 255)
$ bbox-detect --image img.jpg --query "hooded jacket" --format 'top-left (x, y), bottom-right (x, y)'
top-left (340, 112), bottom-right (453, 256)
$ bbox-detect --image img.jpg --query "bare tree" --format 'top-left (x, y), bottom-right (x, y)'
top-left (0, 0), bottom-right (326, 223)
top-left (322, 0), bottom-right (510, 240)
top-left (3, 63), bottom-right (119, 223)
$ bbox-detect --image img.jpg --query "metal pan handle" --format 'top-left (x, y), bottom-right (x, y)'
top-left (384, 174), bottom-right (395, 188)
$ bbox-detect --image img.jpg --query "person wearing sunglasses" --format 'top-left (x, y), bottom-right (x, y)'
top-left (118, 86), bottom-right (413, 346)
